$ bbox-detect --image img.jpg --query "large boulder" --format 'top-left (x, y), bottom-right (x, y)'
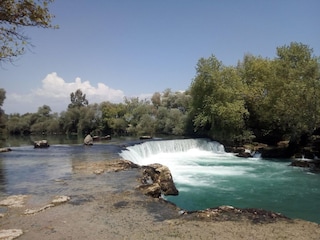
top-left (84, 134), bottom-right (93, 145)
top-left (34, 140), bottom-right (49, 148)
top-left (138, 163), bottom-right (179, 198)
top-left (0, 148), bottom-right (12, 153)
top-left (290, 159), bottom-right (320, 172)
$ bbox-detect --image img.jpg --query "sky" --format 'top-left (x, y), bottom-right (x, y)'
top-left (1, 0), bottom-right (319, 114)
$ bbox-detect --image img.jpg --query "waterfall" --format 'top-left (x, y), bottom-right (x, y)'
top-left (119, 138), bottom-right (320, 224)
top-left (119, 138), bottom-right (225, 164)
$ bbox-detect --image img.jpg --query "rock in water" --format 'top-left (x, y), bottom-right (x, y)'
top-left (34, 140), bottom-right (49, 148)
top-left (84, 134), bottom-right (93, 145)
top-left (0, 147), bottom-right (12, 153)
top-left (138, 163), bottom-right (179, 198)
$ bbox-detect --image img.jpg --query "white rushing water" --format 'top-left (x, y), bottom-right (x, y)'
top-left (120, 138), bottom-right (252, 186)
top-left (119, 138), bottom-right (320, 223)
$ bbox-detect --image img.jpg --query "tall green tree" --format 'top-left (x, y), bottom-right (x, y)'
top-left (0, 89), bottom-right (6, 137)
top-left (99, 101), bottom-right (126, 135)
top-left (237, 54), bottom-right (277, 142)
top-left (0, 0), bottom-right (57, 62)
top-left (60, 108), bottom-right (80, 134)
top-left (77, 104), bottom-right (100, 135)
top-left (29, 105), bottom-right (59, 134)
top-left (272, 42), bottom-right (320, 142)
top-left (61, 89), bottom-right (89, 134)
top-left (124, 97), bottom-right (155, 136)
top-left (190, 55), bottom-right (249, 143)
top-left (68, 89), bottom-right (89, 109)
top-left (154, 90), bottom-right (191, 135)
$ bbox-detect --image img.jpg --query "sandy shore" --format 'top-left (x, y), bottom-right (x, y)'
top-left (1, 160), bottom-right (319, 240)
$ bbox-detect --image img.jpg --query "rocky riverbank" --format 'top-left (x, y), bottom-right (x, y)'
top-left (0, 159), bottom-right (319, 239)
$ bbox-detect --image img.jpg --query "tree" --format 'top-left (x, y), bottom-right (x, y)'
top-left (0, 0), bottom-right (57, 62)
top-left (0, 88), bottom-right (6, 137)
top-left (272, 42), bottom-right (320, 142)
top-left (29, 104), bottom-right (58, 134)
top-left (151, 92), bottom-right (161, 108)
top-left (155, 106), bottom-right (169, 134)
top-left (135, 114), bottom-right (156, 136)
top-left (37, 104), bottom-right (51, 118)
top-left (153, 90), bottom-right (191, 135)
top-left (0, 88), bottom-right (5, 107)
top-left (68, 89), bottom-right (89, 109)
top-left (77, 104), bottom-right (99, 135)
top-left (7, 112), bottom-right (34, 135)
top-left (237, 42), bottom-right (320, 145)
top-left (124, 97), bottom-right (155, 136)
top-left (164, 108), bottom-right (186, 135)
top-left (190, 55), bottom-right (249, 143)
top-left (99, 101), bottom-right (126, 135)
top-left (237, 54), bottom-right (277, 142)
top-left (60, 107), bottom-right (80, 134)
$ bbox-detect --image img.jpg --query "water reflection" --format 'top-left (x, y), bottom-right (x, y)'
top-left (0, 136), bottom-right (130, 197)
top-left (1, 134), bottom-right (84, 148)
top-left (0, 161), bottom-right (6, 193)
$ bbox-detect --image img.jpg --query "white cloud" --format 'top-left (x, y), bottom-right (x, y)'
top-left (4, 72), bottom-right (125, 114)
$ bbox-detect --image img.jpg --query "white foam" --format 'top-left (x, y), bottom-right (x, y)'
top-left (119, 139), bottom-right (255, 187)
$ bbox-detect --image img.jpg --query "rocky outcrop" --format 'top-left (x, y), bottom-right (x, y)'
top-left (72, 159), bottom-right (139, 174)
top-left (290, 159), bottom-right (320, 172)
top-left (34, 140), bottom-right (49, 148)
top-left (235, 149), bottom-right (254, 158)
top-left (73, 159), bottom-right (179, 198)
top-left (0, 229), bottom-right (23, 240)
top-left (226, 143), bottom-right (267, 158)
top-left (24, 195), bottom-right (70, 215)
top-left (180, 205), bottom-right (290, 224)
top-left (0, 195), bottom-right (28, 208)
top-left (137, 163), bottom-right (179, 198)
top-left (84, 134), bottom-right (93, 145)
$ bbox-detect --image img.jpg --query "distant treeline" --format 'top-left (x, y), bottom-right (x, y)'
top-left (1, 42), bottom-right (319, 148)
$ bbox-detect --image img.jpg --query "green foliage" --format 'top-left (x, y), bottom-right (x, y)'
top-left (0, 88), bottom-right (6, 137)
top-left (151, 92), bottom-right (161, 108)
top-left (0, 88), bottom-right (5, 106)
top-left (124, 97), bottom-right (155, 136)
top-left (29, 105), bottom-right (61, 134)
top-left (99, 101), bottom-right (126, 135)
top-left (68, 89), bottom-right (89, 109)
top-left (166, 108), bottom-right (186, 135)
top-left (2, 42), bottom-right (319, 146)
top-left (77, 104), bottom-right (98, 135)
top-left (239, 43), bottom-right (320, 144)
top-left (190, 55), bottom-right (249, 143)
top-left (190, 42), bottom-right (320, 145)
top-left (0, 0), bottom-right (57, 62)
top-left (237, 54), bottom-right (278, 142)
top-left (272, 42), bottom-right (320, 141)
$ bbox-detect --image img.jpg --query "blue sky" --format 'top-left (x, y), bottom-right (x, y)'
top-left (1, 0), bottom-right (319, 114)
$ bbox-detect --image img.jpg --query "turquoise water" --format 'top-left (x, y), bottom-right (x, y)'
top-left (120, 139), bottom-right (320, 223)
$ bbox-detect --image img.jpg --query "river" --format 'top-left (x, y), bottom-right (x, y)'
top-left (0, 136), bottom-right (319, 223)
